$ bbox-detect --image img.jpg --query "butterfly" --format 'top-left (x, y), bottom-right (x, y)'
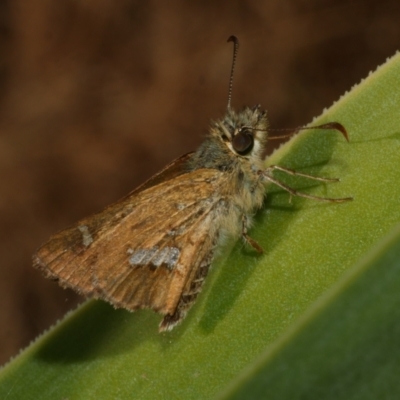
top-left (33, 36), bottom-right (351, 332)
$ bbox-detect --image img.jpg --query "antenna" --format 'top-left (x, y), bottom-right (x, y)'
top-left (268, 122), bottom-right (349, 142)
top-left (227, 35), bottom-right (239, 110)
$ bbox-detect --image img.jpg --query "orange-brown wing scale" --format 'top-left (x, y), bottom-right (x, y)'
top-left (34, 166), bottom-right (225, 330)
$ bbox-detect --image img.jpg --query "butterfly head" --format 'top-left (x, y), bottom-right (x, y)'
top-left (213, 105), bottom-right (269, 162)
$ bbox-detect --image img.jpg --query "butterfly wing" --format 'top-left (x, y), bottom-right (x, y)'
top-left (34, 156), bottom-right (227, 330)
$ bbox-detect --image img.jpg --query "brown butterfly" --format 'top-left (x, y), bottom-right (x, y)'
top-left (33, 36), bottom-right (351, 332)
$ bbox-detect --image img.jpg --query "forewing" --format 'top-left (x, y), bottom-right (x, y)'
top-left (34, 162), bottom-right (224, 316)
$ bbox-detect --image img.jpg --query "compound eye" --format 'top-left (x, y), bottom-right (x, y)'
top-left (232, 129), bottom-right (254, 155)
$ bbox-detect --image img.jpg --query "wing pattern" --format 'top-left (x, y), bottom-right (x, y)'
top-left (34, 166), bottom-right (226, 330)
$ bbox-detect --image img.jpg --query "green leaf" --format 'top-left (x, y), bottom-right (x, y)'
top-left (219, 222), bottom-right (400, 400)
top-left (1, 52), bottom-right (400, 400)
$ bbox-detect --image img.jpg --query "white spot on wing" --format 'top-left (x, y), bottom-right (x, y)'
top-left (128, 247), bottom-right (158, 265)
top-left (127, 246), bottom-right (180, 269)
top-left (78, 225), bottom-right (93, 247)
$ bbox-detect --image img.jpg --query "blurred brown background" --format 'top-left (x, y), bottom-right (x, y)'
top-left (1, 0), bottom-right (399, 365)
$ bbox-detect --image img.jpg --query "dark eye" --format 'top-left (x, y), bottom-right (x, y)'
top-left (232, 129), bottom-right (254, 155)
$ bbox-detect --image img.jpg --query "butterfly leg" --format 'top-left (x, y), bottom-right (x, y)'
top-left (159, 254), bottom-right (213, 332)
top-left (265, 165), bottom-right (341, 182)
top-left (241, 215), bottom-right (263, 253)
top-left (260, 169), bottom-right (352, 203)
